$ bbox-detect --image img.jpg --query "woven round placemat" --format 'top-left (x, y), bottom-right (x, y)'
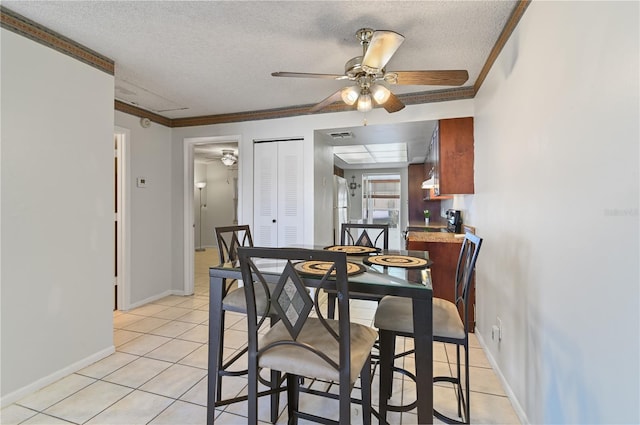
top-left (363, 255), bottom-right (429, 269)
top-left (293, 260), bottom-right (365, 276)
top-left (323, 245), bottom-right (379, 255)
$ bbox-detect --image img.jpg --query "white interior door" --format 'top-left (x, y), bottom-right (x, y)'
top-left (277, 142), bottom-right (304, 246)
top-left (114, 135), bottom-right (119, 310)
top-left (253, 140), bottom-right (304, 247)
top-left (253, 142), bottom-right (279, 246)
top-left (114, 127), bottom-right (130, 310)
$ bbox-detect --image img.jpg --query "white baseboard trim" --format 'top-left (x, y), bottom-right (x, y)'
top-left (0, 345), bottom-right (115, 408)
top-left (123, 290), bottom-right (179, 310)
top-left (475, 330), bottom-right (529, 425)
top-left (170, 289), bottom-right (194, 296)
top-left (121, 289), bottom-right (197, 311)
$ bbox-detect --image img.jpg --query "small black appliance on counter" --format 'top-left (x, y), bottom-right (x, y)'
top-left (446, 209), bottom-right (463, 233)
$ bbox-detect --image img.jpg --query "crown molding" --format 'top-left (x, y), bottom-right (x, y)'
top-left (170, 86), bottom-right (476, 127)
top-left (399, 87), bottom-right (476, 105)
top-left (0, 6), bottom-right (114, 75)
top-left (474, 0), bottom-right (531, 93)
top-left (171, 104), bottom-right (314, 127)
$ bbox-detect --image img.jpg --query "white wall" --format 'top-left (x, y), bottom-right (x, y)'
top-left (313, 132), bottom-right (336, 248)
top-left (472, 2), bottom-right (639, 423)
top-left (194, 161), bottom-right (238, 248)
top-left (114, 111), bottom-right (174, 305)
top-left (1, 29), bottom-right (114, 402)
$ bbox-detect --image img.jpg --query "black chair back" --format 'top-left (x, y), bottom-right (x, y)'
top-left (340, 223), bottom-right (389, 249)
top-left (215, 225), bottom-right (253, 264)
top-left (237, 247), bottom-right (373, 423)
top-left (455, 232), bottom-right (483, 334)
top-left (237, 247), bottom-right (350, 353)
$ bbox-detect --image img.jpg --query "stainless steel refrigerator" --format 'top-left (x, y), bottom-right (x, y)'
top-left (333, 175), bottom-right (349, 244)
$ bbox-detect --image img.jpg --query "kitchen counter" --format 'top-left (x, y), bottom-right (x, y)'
top-left (406, 223), bottom-right (475, 244)
top-left (408, 220), bottom-right (447, 229)
top-left (407, 230), bottom-right (464, 244)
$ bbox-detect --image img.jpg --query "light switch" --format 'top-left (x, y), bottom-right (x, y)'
top-left (137, 177), bottom-right (147, 188)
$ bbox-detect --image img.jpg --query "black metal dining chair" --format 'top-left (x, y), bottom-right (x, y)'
top-left (213, 225), bottom-right (280, 422)
top-left (374, 232), bottom-right (482, 424)
top-left (326, 223), bottom-right (390, 319)
top-left (238, 246), bottom-right (377, 425)
top-left (341, 223), bottom-right (389, 250)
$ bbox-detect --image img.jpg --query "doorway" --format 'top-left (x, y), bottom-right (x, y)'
top-left (183, 135), bottom-right (241, 295)
top-left (362, 173), bottom-right (402, 249)
top-left (114, 126), bottom-right (130, 310)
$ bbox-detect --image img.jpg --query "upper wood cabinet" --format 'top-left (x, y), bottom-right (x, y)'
top-left (409, 164), bottom-right (444, 223)
top-left (408, 163), bottom-right (425, 222)
top-left (427, 117), bottom-right (475, 196)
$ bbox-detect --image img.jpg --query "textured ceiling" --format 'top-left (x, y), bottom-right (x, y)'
top-left (2, 1), bottom-right (518, 119)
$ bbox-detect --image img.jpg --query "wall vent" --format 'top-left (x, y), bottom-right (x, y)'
top-left (328, 131), bottom-right (353, 139)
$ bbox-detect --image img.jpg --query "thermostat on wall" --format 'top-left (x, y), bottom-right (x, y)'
top-left (137, 177), bottom-right (147, 188)
top-left (140, 117), bottom-right (151, 128)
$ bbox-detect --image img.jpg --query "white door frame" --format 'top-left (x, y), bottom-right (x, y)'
top-left (114, 126), bottom-right (131, 310)
top-left (183, 135), bottom-right (241, 295)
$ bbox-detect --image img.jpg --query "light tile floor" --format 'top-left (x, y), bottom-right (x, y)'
top-left (1, 249), bottom-right (520, 425)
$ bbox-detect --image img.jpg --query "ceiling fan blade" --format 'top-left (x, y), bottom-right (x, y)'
top-left (390, 70), bottom-right (469, 86)
top-left (309, 89), bottom-right (344, 113)
top-left (383, 92), bottom-right (405, 113)
top-left (362, 30), bottom-right (405, 73)
top-left (272, 72), bottom-right (348, 80)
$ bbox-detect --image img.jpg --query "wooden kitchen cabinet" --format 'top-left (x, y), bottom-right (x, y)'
top-left (423, 151), bottom-right (451, 201)
top-left (429, 117), bottom-right (475, 196)
top-left (407, 239), bottom-right (475, 331)
top-left (408, 163), bottom-right (443, 223)
top-left (408, 164), bottom-right (425, 223)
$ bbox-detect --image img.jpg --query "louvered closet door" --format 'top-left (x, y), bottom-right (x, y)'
top-left (277, 141), bottom-right (304, 246)
top-left (253, 140), bottom-right (304, 247)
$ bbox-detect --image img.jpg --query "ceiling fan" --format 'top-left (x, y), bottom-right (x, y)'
top-left (194, 147), bottom-right (238, 166)
top-left (272, 28), bottom-right (469, 114)
top-left (219, 150), bottom-right (237, 166)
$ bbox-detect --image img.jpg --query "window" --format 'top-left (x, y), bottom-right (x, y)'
top-left (362, 174), bottom-right (400, 229)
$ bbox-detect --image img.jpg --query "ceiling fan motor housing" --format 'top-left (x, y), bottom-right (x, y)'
top-left (356, 28), bottom-right (374, 44)
top-left (345, 56), bottom-right (363, 78)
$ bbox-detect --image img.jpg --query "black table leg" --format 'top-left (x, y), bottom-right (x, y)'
top-left (412, 295), bottom-right (433, 424)
top-left (207, 275), bottom-right (224, 425)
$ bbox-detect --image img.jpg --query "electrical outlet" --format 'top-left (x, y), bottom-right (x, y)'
top-left (491, 325), bottom-right (499, 340)
top-left (497, 316), bottom-right (503, 341)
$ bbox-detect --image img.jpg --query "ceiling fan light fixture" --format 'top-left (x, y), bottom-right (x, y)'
top-left (221, 156), bottom-right (235, 166)
top-left (370, 85), bottom-right (391, 104)
top-left (220, 149), bottom-right (237, 166)
top-left (341, 86), bottom-right (359, 105)
top-left (357, 91), bottom-right (372, 112)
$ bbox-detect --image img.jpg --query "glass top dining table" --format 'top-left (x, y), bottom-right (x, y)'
top-left (206, 247), bottom-right (435, 424)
